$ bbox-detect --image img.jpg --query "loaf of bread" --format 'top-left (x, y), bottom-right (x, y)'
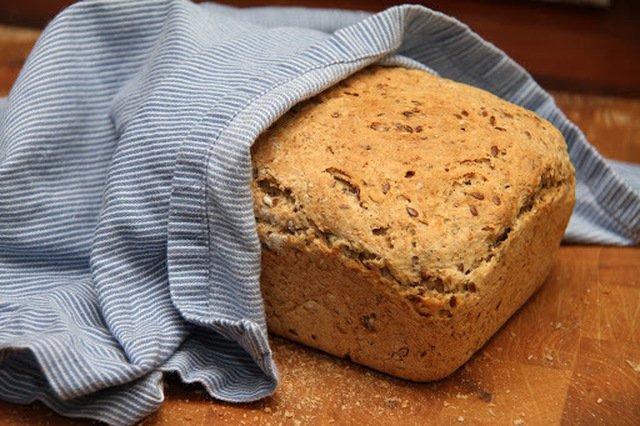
top-left (250, 66), bottom-right (575, 381)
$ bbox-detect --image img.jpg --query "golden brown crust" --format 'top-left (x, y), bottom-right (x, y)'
top-left (251, 66), bottom-right (575, 381)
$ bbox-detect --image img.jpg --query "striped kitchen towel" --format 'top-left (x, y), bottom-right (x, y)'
top-left (1, 1), bottom-right (638, 424)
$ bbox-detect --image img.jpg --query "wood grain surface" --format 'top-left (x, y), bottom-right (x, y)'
top-left (0, 10), bottom-right (639, 425)
top-left (1, 247), bottom-right (638, 425)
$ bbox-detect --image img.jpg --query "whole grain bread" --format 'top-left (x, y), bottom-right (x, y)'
top-left (251, 66), bottom-right (575, 381)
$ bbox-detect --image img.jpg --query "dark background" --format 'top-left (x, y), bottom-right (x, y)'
top-left (1, 0), bottom-right (639, 97)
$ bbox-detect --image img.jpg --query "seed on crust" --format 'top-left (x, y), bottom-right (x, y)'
top-left (449, 296), bottom-right (457, 308)
top-left (382, 182), bottom-right (390, 194)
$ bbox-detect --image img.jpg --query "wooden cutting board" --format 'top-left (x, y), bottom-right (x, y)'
top-left (137, 247), bottom-right (640, 425)
top-left (0, 24), bottom-right (639, 426)
top-left (2, 246), bottom-right (639, 425)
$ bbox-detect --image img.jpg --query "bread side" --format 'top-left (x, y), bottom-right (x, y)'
top-left (250, 66), bottom-right (575, 381)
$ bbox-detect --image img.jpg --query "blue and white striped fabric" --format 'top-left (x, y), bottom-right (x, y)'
top-left (0, 1), bottom-right (638, 424)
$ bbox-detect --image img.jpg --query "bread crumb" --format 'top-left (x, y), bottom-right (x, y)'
top-left (383, 396), bottom-right (402, 408)
top-left (444, 401), bottom-right (450, 407)
top-left (626, 360), bottom-right (640, 373)
top-left (456, 393), bottom-right (469, 400)
top-left (514, 420), bottom-right (524, 425)
top-left (597, 398), bottom-right (603, 404)
top-left (458, 416), bottom-right (465, 422)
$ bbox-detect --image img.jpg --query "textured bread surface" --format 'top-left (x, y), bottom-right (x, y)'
top-left (251, 66), bottom-right (575, 381)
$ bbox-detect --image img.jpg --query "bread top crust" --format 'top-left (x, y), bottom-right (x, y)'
top-left (251, 66), bottom-right (575, 294)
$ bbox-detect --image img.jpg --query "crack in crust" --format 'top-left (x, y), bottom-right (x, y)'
top-left (254, 171), bottom-right (569, 302)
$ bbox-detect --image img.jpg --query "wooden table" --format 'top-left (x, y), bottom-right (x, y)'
top-left (1, 14), bottom-right (639, 425)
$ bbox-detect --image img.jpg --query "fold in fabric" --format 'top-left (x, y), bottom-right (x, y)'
top-left (1, 1), bottom-right (638, 424)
